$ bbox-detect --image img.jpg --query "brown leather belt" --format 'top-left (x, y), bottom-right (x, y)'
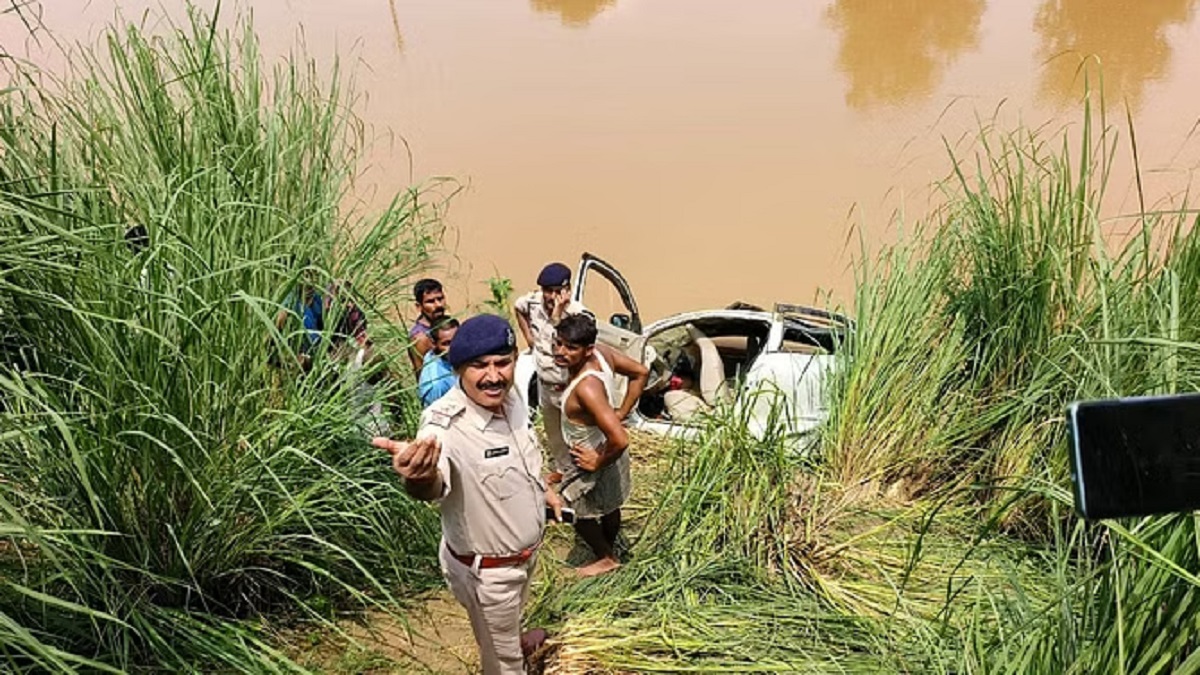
top-left (447, 544), bottom-right (536, 569)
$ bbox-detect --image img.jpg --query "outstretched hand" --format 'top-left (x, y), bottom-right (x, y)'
top-left (373, 436), bottom-right (441, 483)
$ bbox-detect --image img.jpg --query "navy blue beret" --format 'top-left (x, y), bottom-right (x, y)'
top-left (446, 314), bottom-right (517, 367)
top-left (536, 262), bottom-right (572, 288)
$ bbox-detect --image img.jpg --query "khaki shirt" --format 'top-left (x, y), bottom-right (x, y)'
top-left (420, 386), bottom-right (546, 556)
top-left (514, 290), bottom-right (590, 387)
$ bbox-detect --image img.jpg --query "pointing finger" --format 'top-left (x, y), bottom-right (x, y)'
top-left (373, 437), bottom-right (406, 455)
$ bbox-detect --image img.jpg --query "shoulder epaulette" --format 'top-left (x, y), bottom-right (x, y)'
top-left (425, 394), bottom-right (466, 429)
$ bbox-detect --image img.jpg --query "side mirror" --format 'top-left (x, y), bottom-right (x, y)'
top-left (609, 313), bottom-right (632, 330)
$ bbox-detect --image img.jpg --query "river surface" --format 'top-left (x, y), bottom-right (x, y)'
top-left (8, 0), bottom-right (1200, 322)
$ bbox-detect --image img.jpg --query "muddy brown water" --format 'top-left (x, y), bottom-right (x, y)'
top-left (8, 0), bottom-right (1200, 323)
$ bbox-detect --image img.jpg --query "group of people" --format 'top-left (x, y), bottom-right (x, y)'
top-left (272, 270), bottom-right (370, 364)
top-left (374, 262), bottom-right (649, 675)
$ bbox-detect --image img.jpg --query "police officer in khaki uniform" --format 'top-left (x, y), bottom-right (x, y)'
top-left (374, 314), bottom-right (563, 675)
top-left (513, 262), bottom-right (591, 468)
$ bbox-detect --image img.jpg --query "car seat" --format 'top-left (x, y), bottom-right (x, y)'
top-left (685, 324), bottom-right (730, 406)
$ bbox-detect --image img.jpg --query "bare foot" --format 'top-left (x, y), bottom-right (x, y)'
top-left (520, 628), bottom-right (548, 656)
top-left (576, 556), bottom-right (620, 578)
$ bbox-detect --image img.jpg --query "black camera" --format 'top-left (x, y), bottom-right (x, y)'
top-left (1068, 393), bottom-right (1200, 519)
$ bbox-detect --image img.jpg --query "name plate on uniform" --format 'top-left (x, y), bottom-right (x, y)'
top-left (484, 446), bottom-right (510, 459)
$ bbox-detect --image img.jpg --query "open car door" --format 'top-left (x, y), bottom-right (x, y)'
top-left (574, 253), bottom-right (646, 405)
top-left (574, 253), bottom-right (643, 355)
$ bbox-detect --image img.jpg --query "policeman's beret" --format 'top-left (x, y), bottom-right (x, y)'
top-left (446, 314), bottom-right (517, 367)
top-left (536, 262), bottom-right (572, 288)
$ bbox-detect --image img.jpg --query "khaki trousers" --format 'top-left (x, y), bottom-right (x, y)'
top-left (539, 382), bottom-right (571, 472)
top-left (440, 541), bottom-right (534, 675)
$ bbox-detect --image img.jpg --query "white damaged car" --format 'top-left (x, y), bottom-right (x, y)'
top-left (515, 253), bottom-right (851, 448)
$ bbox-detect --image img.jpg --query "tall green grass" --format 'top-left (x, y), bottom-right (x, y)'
top-left (532, 413), bottom-right (910, 672)
top-left (0, 7), bottom-right (443, 671)
top-left (820, 99), bottom-right (1200, 672)
top-left (537, 100), bottom-right (1200, 673)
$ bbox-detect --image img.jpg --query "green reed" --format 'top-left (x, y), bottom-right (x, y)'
top-left (0, 6), bottom-right (443, 672)
top-left (823, 94), bottom-right (1200, 673)
top-left (535, 97), bottom-right (1200, 673)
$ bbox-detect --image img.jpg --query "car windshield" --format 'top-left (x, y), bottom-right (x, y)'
top-left (782, 320), bottom-right (842, 354)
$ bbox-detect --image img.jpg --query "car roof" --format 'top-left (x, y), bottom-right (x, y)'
top-left (644, 309), bottom-right (776, 335)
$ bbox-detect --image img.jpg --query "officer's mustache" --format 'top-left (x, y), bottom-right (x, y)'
top-left (478, 378), bottom-right (508, 392)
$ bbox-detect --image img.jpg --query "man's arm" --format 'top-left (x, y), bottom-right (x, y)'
top-left (406, 472), bottom-right (444, 501)
top-left (549, 287), bottom-right (572, 323)
top-left (569, 378), bottom-right (629, 471)
top-left (408, 332), bottom-right (433, 373)
top-left (513, 306), bottom-right (536, 352)
top-left (596, 344), bottom-right (649, 420)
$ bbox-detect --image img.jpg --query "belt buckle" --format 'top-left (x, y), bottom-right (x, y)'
top-left (449, 544), bottom-right (536, 571)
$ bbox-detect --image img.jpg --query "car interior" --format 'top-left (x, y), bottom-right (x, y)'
top-left (633, 314), bottom-right (842, 424)
top-left (636, 317), bottom-right (773, 423)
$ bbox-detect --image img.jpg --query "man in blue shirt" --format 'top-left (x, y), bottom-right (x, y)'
top-left (273, 270), bottom-right (325, 372)
top-left (418, 318), bottom-right (459, 407)
top-left (408, 278), bottom-right (449, 372)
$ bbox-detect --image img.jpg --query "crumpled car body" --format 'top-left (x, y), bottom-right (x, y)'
top-left (515, 253), bottom-right (851, 450)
